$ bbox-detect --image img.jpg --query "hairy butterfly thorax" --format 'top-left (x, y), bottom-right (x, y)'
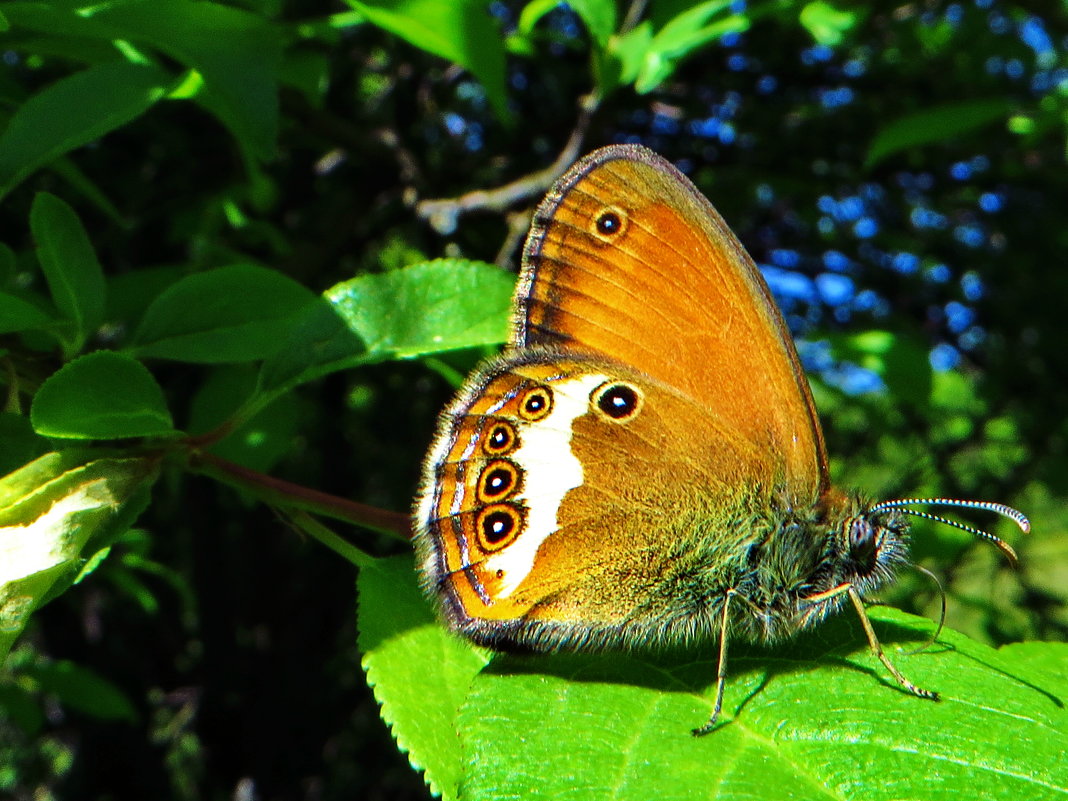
top-left (412, 144), bottom-right (1030, 736)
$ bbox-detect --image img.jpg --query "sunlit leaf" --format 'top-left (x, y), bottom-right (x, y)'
top-left (0, 453), bottom-right (159, 662)
top-left (347, 0), bottom-right (509, 121)
top-left (360, 556), bottom-right (1068, 801)
top-left (799, 1), bottom-right (858, 47)
top-left (634, 1), bottom-right (749, 93)
top-left (358, 555), bottom-right (489, 801)
top-left (258, 258), bottom-right (512, 397)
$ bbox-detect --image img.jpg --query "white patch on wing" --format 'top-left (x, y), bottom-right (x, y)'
top-left (486, 372), bottom-right (606, 597)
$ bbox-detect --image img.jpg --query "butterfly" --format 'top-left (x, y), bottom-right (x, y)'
top-left (413, 144), bottom-right (1029, 734)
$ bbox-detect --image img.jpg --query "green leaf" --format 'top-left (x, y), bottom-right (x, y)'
top-left (24, 660), bottom-right (137, 722)
top-left (326, 259), bottom-right (512, 359)
top-left (86, 0), bottom-right (282, 160)
top-left (866, 100), bottom-right (1014, 168)
top-left (610, 21), bottom-right (654, 86)
top-left (464, 612), bottom-right (1066, 800)
top-left (633, 1), bottom-right (750, 94)
top-left (129, 264), bottom-right (319, 364)
top-left (0, 60), bottom-right (171, 200)
top-left (999, 641), bottom-right (1068, 683)
top-left (348, 0), bottom-right (509, 121)
top-left (0, 242), bottom-right (15, 283)
top-left (258, 259), bottom-right (512, 398)
top-left (799, 1), bottom-right (858, 47)
top-left (358, 555), bottom-right (489, 801)
top-left (517, 0), bottom-right (560, 38)
top-left (254, 296), bottom-right (368, 399)
top-left (0, 683), bottom-right (46, 735)
top-left (29, 192), bottom-right (106, 354)
top-left (568, 0), bottom-right (617, 49)
top-left (362, 558), bottom-right (1067, 799)
top-left (0, 291), bottom-right (55, 335)
top-left (0, 453), bottom-right (159, 663)
top-left (31, 351), bottom-right (175, 439)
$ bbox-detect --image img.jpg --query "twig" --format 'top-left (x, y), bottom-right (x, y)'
top-left (416, 92), bottom-right (601, 235)
top-left (189, 451), bottom-right (411, 542)
top-left (495, 209), bottom-right (534, 267)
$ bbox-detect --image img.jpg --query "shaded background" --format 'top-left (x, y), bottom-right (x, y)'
top-left (1, 1), bottom-right (1065, 799)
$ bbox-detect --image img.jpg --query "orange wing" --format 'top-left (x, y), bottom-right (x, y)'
top-left (513, 144), bottom-right (828, 497)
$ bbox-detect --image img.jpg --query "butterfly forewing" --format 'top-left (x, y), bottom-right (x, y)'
top-left (517, 145), bottom-right (828, 497)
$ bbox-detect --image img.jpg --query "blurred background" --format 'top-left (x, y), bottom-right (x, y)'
top-left (0, 1), bottom-right (1065, 798)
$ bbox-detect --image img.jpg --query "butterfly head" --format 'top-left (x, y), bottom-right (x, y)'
top-left (839, 505), bottom-right (911, 585)
top-left (799, 494), bottom-right (1027, 632)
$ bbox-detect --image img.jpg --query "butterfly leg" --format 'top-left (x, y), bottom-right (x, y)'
top-left (846, 585), bottom-right (938, 701)
top-left (692, 589), bottom-right (735, 737)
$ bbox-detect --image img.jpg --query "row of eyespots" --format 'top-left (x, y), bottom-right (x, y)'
top-left (479, 381), bottom-right (552, 457)
top-left (472, 383), bottom-right (552, 553)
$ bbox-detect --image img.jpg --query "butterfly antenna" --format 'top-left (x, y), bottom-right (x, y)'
top-left (868, 497), bottom-right (1029, 566)
top-left (902, 563), bottom-right (946, 655)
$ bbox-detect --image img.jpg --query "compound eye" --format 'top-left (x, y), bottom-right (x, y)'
top-left (848, 517), bottom-right (878, 570)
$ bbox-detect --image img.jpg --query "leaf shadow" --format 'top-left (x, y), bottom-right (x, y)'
top-left (475, 608), bottom-right (1035, 716)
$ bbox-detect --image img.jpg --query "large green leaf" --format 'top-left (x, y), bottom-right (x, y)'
top-left (325, 259), bottom-right (512, 359)
top-left (360, 557), bottom-right (1067, 800)
top-left (347, 0), bottom-right (509, 121)
top-left (866, 100), bottom-right (1014, 168)
top-left (129, 264), bottom-right (319, 364)
top-left (358, 555), bottom-right (489, 800)
top-left (257, 259), bottom-right (513, 398)
top-left (0, 60), bottom-right (171, 199)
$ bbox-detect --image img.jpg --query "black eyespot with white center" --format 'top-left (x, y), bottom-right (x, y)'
top-left (597, 211), bottom-right (621, 235)
top-left (483, 421), bottom-right (517, 455)
top-left (591, 381), bottom-right (644, 422)
top-left (477, 459), bottom-right (519, 503)
top-left (518, 385), bottom-right (553, 421)
top-left (475, 504), bottom-right (522, 552)
top-left (591, 206), bottom-right (628, 242)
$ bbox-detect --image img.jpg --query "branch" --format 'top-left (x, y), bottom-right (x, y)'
top-left (189, 451), bottom-right (411, 542)
top-left (416, 93), bottom-right (601, 235)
